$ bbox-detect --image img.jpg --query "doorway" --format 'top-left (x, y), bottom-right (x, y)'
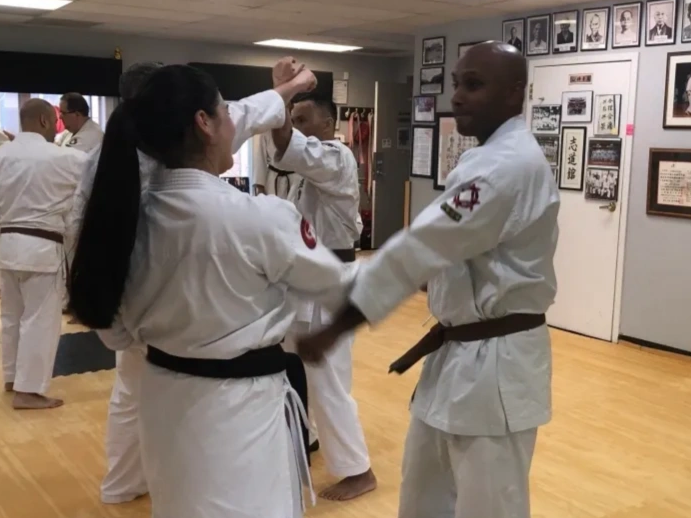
top-left (528, 53), bottom-right (639, 342)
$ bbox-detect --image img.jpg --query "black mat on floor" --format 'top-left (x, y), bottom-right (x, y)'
top-left (53, 331), bottom-right (116, 377)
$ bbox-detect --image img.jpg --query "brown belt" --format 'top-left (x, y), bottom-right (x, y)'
top-left (0, 226), bottom-right (63, 244)
top-left (389, 313), bottom-right (546, 375)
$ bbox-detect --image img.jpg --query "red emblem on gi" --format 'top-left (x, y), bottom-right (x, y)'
top-left (452, 183), bottom-right (481, 212)
top-left (300, 218), bottom-right (317, 249)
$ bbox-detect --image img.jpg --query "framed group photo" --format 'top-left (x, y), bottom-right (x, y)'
top-left (432, 112), bottom-right (479, 191)
top-left (527, 14), bottom-right (550, 56)
top-left (663, 51), bottom-right (691, 128)
top-left (585, 168), bottom-right (620, 201)
top-left (559, 126), bottom-right (587, 191)
top-left (531, 104), bottom-right (562, 133)
top-left (612, 2), bottom-right (642, 47)
top-left (646, 0), bottom-right (676, 46)
top-left (553, 10), bottom-right (578, 53)
top-left (535, 135), bottom-right (560, 166)
top-left (587, 138), bottom-right (623, 169)
top-left (562, 90), bottom-right (593, 123)
top-left (581, 7), bottom-right (610, 51)
top-left (422, 37), bottom-right (445, 66)
top-left (503, 18), bottom-right (525, 54)
top-left (647, 148), bottom-right (691, 219)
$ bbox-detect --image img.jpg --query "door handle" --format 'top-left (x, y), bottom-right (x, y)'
top-left (599, 201), bottom-right (616, 212)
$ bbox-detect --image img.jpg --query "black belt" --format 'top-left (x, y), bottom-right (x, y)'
top-left (0, 226), bottom-right (63, 244)
top-left (331, 248), bottom-right (356, 263)
top-left (146, 344), bottom-right (287, 379)
top-left (390, 313), bottom-right (546, 374)
top-left (269, 164), bottom-right (295, 195)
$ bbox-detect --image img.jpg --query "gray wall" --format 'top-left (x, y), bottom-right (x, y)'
top-left (410, 1), bottom-right (691, 351)
top-left (0, 24), bottom-right (407, 107)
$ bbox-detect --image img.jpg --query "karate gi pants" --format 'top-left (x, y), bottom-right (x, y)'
top-left (398, 417), bottom-right (537, 518)
top-left (284, 319), bottom-right (371, 478)
top-left (101, 346), bottom-right (148, 504)
top-left (0, 270), bottom-right (62, 394)
top-left (139, 364), bottom-right (305, 518)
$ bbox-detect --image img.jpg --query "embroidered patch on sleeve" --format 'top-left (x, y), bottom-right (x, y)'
top-left (300, 218), bottom-right (317, 249)
top-left (452, 183), bottom-right (481, 211)
top-left (440, 202), bottom-right (462, 221)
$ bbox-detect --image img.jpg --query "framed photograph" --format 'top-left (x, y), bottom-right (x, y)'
top-left (433, 112), bottom-right (479, 190)
top-left (683, 0), bottom-right (691, 42)
top-left (410, 126), bottom-right (435, 179)
top-left (527, 15), bottom-right (551, 56)
top-left (562, 90), bottom-right (593, 123)
top-left (422, 37), bottom-right (446, 66)
top-left (413, 95), bottom-right (436, 123)
top-left (613, 2), bottom-right (642, 47)
top-left (585, 168), bottom-right (620, 201)
top-left (458, 41), bottom-right (482, 60)
top-left (647, 148), bottom-right (691, 218)
top-left (535, 135), bottom-right (560, 166)
top-left (420, 67), bottom-right (444, 95)
top-left (646, 0), bottom-right (676, 46)
top-left (531, 104), bottom-right (562, 134)
top-left (582, 8), bottom-right (610, 50)
top-left (559, 126), bottom-right (587, 191)
top-left (663, 51), bottom-right (691, 128)
top-left (553, 11), bottom-right (579, 53)
top-left (503, 19), bottom-right (525, 54)
top-left (594, 94), bottom-right (622, 136)
top-left (588, 138), bottom-right (623, 168)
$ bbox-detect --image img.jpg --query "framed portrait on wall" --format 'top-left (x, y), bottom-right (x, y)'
top-left (503, 19), bottom-right (525, 54)
top-left (683, 0), bottom-right (691, 42)
top-left (410, 126), bottom-right (435, 179)
top-left (646, 0), bottom-right (676, 46)
top-left (581, 7), bottom-right (610, 50)
top-left (587, 138), bottom-right (622, 168)
top-left (432, 112), bottom-right (479, 191)
top-left (562, 90), bottom-right (593, 123)
top-left (559, 126), bottom-right (587, 191)
top-left (458, 41), bottom-right (482, 60)
top-left (420, 67), bottom-right (444, 95)
top-left (585, 168), bottom-right (620, 201)
top-left (647, 148), bottom-right (691, 218)
top-left (612, 2), bottom-right (642, 47)
top-left (413, 95), bottom-right (436, 123)
top-left (663, 51), bottom-right (691, 128)
top-left (422, 37), bottom-right (446, 66)
top-left (553, 11), bottom-right (578, 53)
top-left (526, 15), bottom-right (551, 56)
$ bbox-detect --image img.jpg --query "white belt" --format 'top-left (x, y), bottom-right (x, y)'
top-left (283, 377), bottom-right (316, 511)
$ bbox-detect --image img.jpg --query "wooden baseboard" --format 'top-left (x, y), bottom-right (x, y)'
top-left (619, 334), bottom-right (691, 358)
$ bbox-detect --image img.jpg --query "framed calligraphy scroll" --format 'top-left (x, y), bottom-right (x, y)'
top-left (647, 148), bottom-right (691, 219)
top-left (559, 126), bottom-right (586, 191)
top-left (433, 112), bottom-right (479, 191)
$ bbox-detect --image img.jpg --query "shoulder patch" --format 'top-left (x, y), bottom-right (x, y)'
top-left (300, 218), bottom-right (317, 249)
top-left (440, 202), bottom-right (462, 222)
top-left (452, 183), bottom-right (481, 212)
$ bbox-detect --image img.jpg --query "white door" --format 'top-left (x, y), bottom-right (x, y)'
top-left (528, 55), bottom-right (638, 341)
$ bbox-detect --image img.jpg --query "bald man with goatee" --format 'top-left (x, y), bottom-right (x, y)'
top-left (0, 99), bottom-right (87, 409)
top-left (298, 41), bottom-right (560, 518)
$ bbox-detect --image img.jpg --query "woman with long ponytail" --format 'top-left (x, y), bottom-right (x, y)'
top-left (67, 64), bottom-right (358, 518)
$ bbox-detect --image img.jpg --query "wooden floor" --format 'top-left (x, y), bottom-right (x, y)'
top-left (1, 293), bottom-right (691, 517)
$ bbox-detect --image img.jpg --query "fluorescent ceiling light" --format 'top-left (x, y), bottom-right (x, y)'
top-left (254, 39), bottom-right (362, 53)
top-left (0, 0), bottom-right (71, 9)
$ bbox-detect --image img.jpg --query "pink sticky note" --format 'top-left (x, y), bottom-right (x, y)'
top-left (626, 124), bottom-right (634, 136)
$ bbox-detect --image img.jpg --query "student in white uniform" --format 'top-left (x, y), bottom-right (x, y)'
top-left (58, 92), bottom-right (104, 153)
top-left (68, 63), bottom-right (355, 518)
top-left (296, 42), bottom-right (560, 518)
top-left (252, 131), bottom-right (299, 197)
top-left (0, 99), bottom-right (87, 410)
top-left (272, 92), bottom-right (376, 501)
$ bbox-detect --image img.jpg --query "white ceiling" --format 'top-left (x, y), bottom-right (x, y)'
top-left (0, 0), bottom-right (599, 55)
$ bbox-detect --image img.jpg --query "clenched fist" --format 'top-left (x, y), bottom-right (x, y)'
top-left (291, 69), bottom-right (317, 94)
top-left (273, 56), bottom-right (305, 87)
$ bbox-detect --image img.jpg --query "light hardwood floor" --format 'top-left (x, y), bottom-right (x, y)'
top-left (1, 293), bottom-right (691, 518)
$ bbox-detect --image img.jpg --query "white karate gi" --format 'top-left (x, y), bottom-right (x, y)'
top-left (0, 132), bottom-right (86, 394)
top-left (252, 131), bottom-right (301, 198)
top-left (58, 119), bottom-right (104, 154)
top-left (348, 116), bottom-right (560, 518)
top-left (275, 130), bottom-right (370, 478)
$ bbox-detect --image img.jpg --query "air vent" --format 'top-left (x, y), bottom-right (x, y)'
top-left (24, 17), bottom-right (99, 28)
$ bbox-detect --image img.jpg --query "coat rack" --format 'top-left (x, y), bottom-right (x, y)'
top-left (338, 106), bottom-right (374, 121)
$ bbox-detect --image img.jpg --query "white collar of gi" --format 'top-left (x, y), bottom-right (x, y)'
top-left (13, 131), bottom-right (50, 144)
top-left (484, 115), bottom-right (526, 146)
top-left (149, 167), bottom-right (229, 191)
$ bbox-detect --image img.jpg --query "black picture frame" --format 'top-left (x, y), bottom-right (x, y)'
top-left (526, 14), bottom-right (551, 56)
top-left (422, 36), bottom-right (446, 66)
top-left (503, 18), bottom-right (526, 55)
top-left (410, 125), bottom-right (436, 179)
top-left (612, 2), bottom-right (643, 48)
top-left (647, 148), bottom-right (691, 218)
top-left (645, 0), bottom-right (677, 46)
top-left (581, 7), bottom-right (610, 51)
top-left (663, 51), bottom-right (691, 129)
top-left (585, 168), bottom-right (620, 201)
top-left (559, 126), bottom-right (587, 191)
top-left (553, 10), bottom-right (579, 54)
top-left (587, 138), bottom-right (623, 168)
top-left (432, 111), bottom-right (479, 191)
top-left (458, 41), bottom-right (483, 60)
top-left (420, 66), bottom-right (444, 95)
top-left (413, 95), bottom-right (436, 124)
top-left (682, 0), bottom-right (691, 42)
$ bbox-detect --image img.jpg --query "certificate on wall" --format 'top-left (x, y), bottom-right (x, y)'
top-left (433, 113), bottom-right (478, 190)
top-left (647, 148), bottom-right (691, 218)
top-left (332, 80), bottom-right (348, 105)
top-left (410, 126), bottom-right (434, 178)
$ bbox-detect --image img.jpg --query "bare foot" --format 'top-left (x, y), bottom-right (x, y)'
top-left (12, 392), bottom-right (64, 410)
top-left (319, 469), bottom-right (377, 501)
top-left (4, 382), bottom-right (13, 392)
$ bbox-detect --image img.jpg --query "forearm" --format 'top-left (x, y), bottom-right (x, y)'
top-left (272, 106), bottom-right (293, 157)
